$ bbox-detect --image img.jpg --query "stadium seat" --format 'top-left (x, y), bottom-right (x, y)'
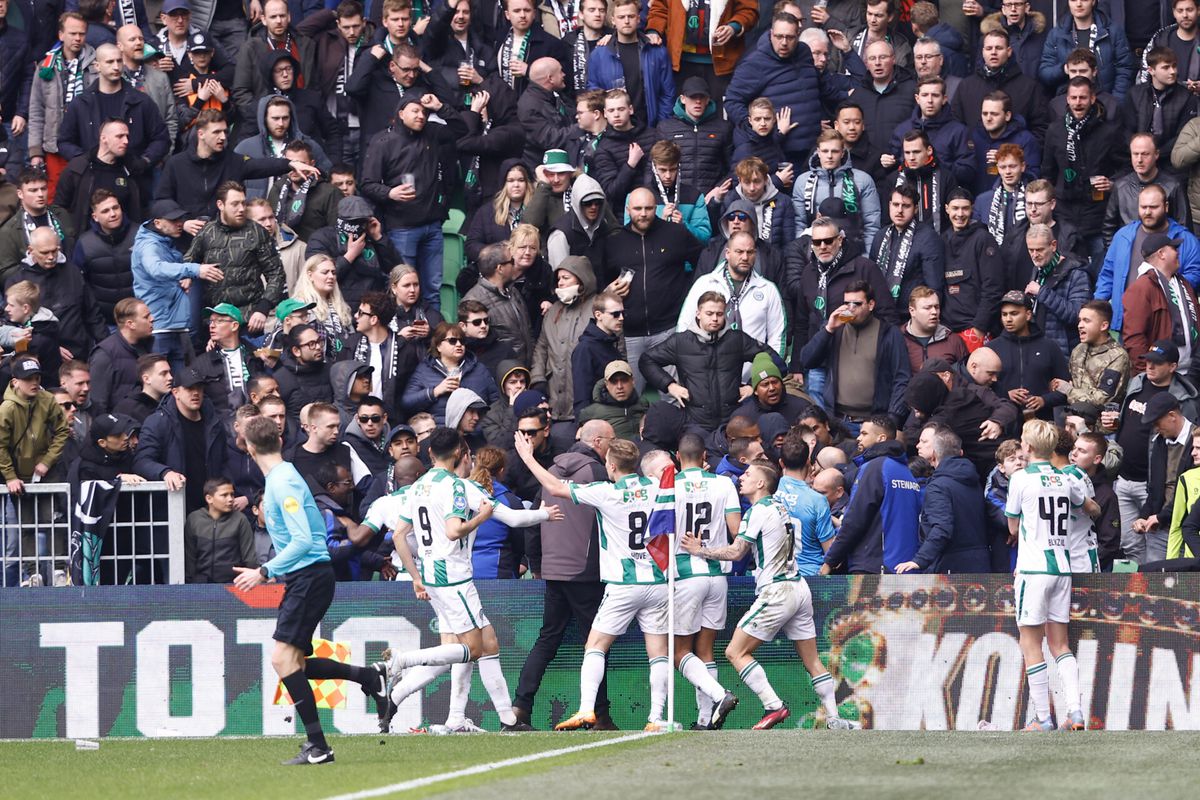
top-left (441, 208), bottom-right (466, 312)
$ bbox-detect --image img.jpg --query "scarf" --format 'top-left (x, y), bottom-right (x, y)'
top-left (719, 267), bottom-right (754, 331)
top-left (1073, 20), bottom-right (1099, 56)
top-left (499, 29), bottom-right (531, 89)
top-left (757, 199), bottom-right (775, 242)
top-left (895, 166), bottom-right (942, 233)
top-left (651, 164), bottom-right (680, 207)
top-left (63, 54), bottom-right (84, 104)
top-left (336, 37), bottom-right (362, 127)
top-left (571, 30), bottom-right (590, 92)
top-left (508, 205), bottom-right (522, 230)
top-left (123, 65), bottom-right (145, 91)
top-left (22, 210), bottom-right (65, 245)
top-left (276, 175), bottom-right (315, 230)
top-left (324, 300), bottom-right (346, 336)
top-left (353, 331), bottom-right (399, 382)
top-left (986, 181), bottom-right (1026, 245)
top-left (464, 117), bottom-right (493, 187)
top-left (548, 0), bottom-right (578, 37)
top-left (802, 168), bottom-right (860, 219)
top-left (562, 186), bottom-right (572, 213)
top-left (1063, 105), bottom-right (1097, 185)
top-left (812, 247), bottom-right (846, 319)
top-left (115, 0), bottom-right (138, 28)
top-left (1031, 252), bottom-right (1062, 319)
top-left (877, 223), bottom-right (916, 300)
top-left (1151, 86), bottom-right (1164, 136)
top-left (1154, 268), bottom-right (1200, 349)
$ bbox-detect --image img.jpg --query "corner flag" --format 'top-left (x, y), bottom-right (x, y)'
top-left (646, 464), bottom-right (675, 571)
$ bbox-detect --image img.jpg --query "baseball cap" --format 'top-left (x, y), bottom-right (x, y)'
top-left (999, 289), bottom-right (1033, 310)
top-left (1144, 339), bottom-right (1181, 364)
top-left (92, 413), bottom-right (139, 440)
top-left (275, 297), bottom-right (316, 321)
top-left (11, 358), bottom-right (42, 379)
top-left (188, 30), bottom-right (216, 53)
top-left (149, 199), bottom-right (188, 221)
top-left (603, 360), bottom-right (633, 381)
top-left (1143, 392), bottom-right (1181, 424)
top-left (681, 77), bottom-right (710, 98)
top-left (205, 303), bottom-right (244, 326)
top-left (162, 0), bottom-right (191, 13)
top-left (142, 42), bottom-right (164, 61)
top-left (174, 367), bottom-right (212, 389)
top-left (921, 358), bottom-right (954, 374)
top-left (1141, 232), bottom-right (1184, 259)
top-left (387, 424), bottom-right (417, 445)
top-left (541, 149), bottom-right (575, 173)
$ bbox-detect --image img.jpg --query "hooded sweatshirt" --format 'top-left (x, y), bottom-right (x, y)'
top-left (233, 92), bottom-right (333, 199)
top-left (547, 174), bottom-right (611, 273)
top-left (534, 255), bottom-right (600, 420)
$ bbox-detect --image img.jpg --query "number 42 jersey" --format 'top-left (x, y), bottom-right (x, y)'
top-left (569, 474), bottom-right (666, 585)
top-left (1005, 461), bottom-right (1087, 575)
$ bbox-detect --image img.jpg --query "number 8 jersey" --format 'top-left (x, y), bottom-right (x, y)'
top-left (1005, 461), bottom-right (1087, 575)
top-left (569, 474), bottom-right (666, 585)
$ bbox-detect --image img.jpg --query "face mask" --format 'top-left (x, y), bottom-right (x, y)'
top-left (555, 285), bottom-right (581, 305)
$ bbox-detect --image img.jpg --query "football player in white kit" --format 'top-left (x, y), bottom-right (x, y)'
top-left (1006, 421), bottom-right (1100, 732)
top-left (514, 433), bottom-right (676, 731)
top-left (681, 459), bottom-right (857, 730)
top-left (642, 437), bottom-right (742, 730)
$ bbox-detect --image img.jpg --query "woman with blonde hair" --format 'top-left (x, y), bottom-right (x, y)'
top-left (388, 263), bottom-right (444, 351)
top-left (507, 222), bottom-right (554, 332)
top-left (294, 253), bottom-right (352, 333)
top-left (465, 160), bottom-right (534, 265)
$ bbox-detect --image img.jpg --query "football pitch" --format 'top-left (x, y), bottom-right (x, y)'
top-left (6, 731), bottom-right (1199, 799)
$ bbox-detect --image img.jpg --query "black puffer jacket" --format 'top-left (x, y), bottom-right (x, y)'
top-left (456, 77), bottom-right (526, 209)
top-left (951, 60), bottom-right (1048, 139)
top-left (588, 121), bottom-right (659, 204)
top-left (940, 221), bottom-right (1004, 334)
top-left (360, 108), bottom-right (469, 229)
top-left (607, 217), bottom-right (703, 338)
top-left (640, 327), bottom-right (787, 432)
top-left (656, 97), bottom-right (734, 194)
top-left (73, 219), bottom-right (136, 324)
top-left (183, 219), bottom-right (286, 317)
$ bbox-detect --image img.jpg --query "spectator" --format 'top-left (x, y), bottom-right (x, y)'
top-left (463, 243), bottom-right (534, 366)
top-left (522, 151), bottom-right (577, 238)
top-left (1136, 393), bottom-right (1198, 563)
top-left (184, 476), bottom-right (259, 583)
top-left (797, 279), bottom-right (911, 431)
top-left (134, 366), bottom-right (226, 513)
top-left (347, 39), bottom-right (446, 145)
top-left (295, 2), bottom-right (372, 166)
top-left (911, 37), bottom-right (961, 104)
top-left (265, 140), bottom-right (340, 244)
top-left (115, 353), bottom-right (174, 423)
top-left (943, 189), bottom-right (1004, 342)
top-left (345, 290), bottom-right (418, 421)
top-left (570, 291), bottom-right (625, 419)
top-left (1102, 134), bottom-right (1191, 245)
top-left (572, 90), bottom-right (608, 175)
top-left (973, 143), bottom-right (1032, 246)
top-left (275, 323), bottom-right (335, 437)
top-left (698, 200), bottom-right (790, 307)
top-left (1071, 431), bottom-right (1123, 570)
top-left (402, 321), bottom-right (499, 423)
top-left (28, 13), bottom-right (94, 189)
top-left (493, 0), bottom-right (567, 96)
top-left (1123, 48), bottom-right (1194, 162)
top-left (868, 184), bottom-right (945, 315)
top-left (184, 181), bottom-right (285, 336)
top-left (244, 199), bottom-right (308, 303)
top-left (811, 466), bottom-right (848, 526)
top-left (855, 40), bottom-right (916, 183)
top-left (656, 78), bottom-right (734, 196)
top-left (344, 396), bottom-right (393, 475)
top-left (532, 256), bottom-right (597, 426)
top-left (0, 169), bottom-right (76, 283)
top-left (1038, 0), bottom-right (1134, 101)
top-left (586, 0), bottom-right (674, 127)
top-left (851, 0), bottom-right (913, 70)
top-left (517, 57), bottom-right (583, 168)
top-left (457, 81), bottom-right (527, 213)
top-left (645, 0), bottom-right (757, 105)
top-left (546, 174), bottom-right (611, 272)
top-left (641, 140), bottom-right (712, 246)
top-left (169, 29), bottom-right (235, 142)
top-left (480, 360), bottom-right (532, 447)
top-left (231, 0), bottom-right (317, 128)
top-left (980, 1), bottom-right (1049, 81)
top-left (903, 365), bottom-right (1002, 479)
top-left (641, 292), bottom-right (785, 433)
top-left (990, 290), bottom-right (1069, 421)
top-left (888, 76), bottom-right (974, 189)
top-left (55, 119), bottom-right (145, 235)
top-left (330, 360), bottom-right (373, 429)
top-left (1022, 222), bottom-right (1090, 357)
top-left (908, 3), bottom-right (967, 78)
top-left (1001, 178), bottom-right (1087, 293)
top-left (1170, 113), bottom-right (1200, 227)
top-left (791, 130), bottom-right (881, 252)
top-left (292, 400), bottom-right (369, 492)
top-left (306, 196), bottom-right (400, 306)
top-left (88, 298), bottom-right (154, 416)
top-left (1122, 232), bottom-right (1200, 374)
top-left (820, 413), bottom-right (920, 574)
top-left (833, 101), bottom-right (873, 181)
top-left (968, 93), bottom-right (1042, 198)
top-left (895, 424), bottom-right (990, 573)
top-left (720, 157), bottom-right (795, 248)
top-left (60, 360), bottom-right (95, 441)
top-left (2, 281), bottom-right (63, 384)
top-left (578, 359), bottom-right (648, 440)
top-left (466, 445), bottom-right (530, 579)
top-left (0, 0), bottom-right (32, 172)
top-left (952, 28), bottom-right (1047, 139)
top-left (465, 161), bottom-right (534, 265)
top-left (1061, 300), bottom-right (1131, 407)
top-left (361, 95), bottom-right (467, 311)
top-left (734, 352), bottom-right (808, 425)
top-left (458, 299), bottom-right (516, 379)
top-left (902, 285), bottom-right (968, 372)
top-left (195, 303), bottom-right (268, 416)
top-left (255, 50), bottom-right (340, 161)
top-left (73, 190), bottom-right (137, 326)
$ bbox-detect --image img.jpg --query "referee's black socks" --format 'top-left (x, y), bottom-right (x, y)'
top-left (305, 658), bottom-right (370, 685)
top-left (282, 670), bottom-right (328, 749)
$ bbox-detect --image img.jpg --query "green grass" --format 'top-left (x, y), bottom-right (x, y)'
top-left (5, 731), bottom-right (1200, 800)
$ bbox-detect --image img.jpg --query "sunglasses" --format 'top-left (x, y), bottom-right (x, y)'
top-left (518, 426), bottom-right (546, 436)
top-left (812, 236), bottom-right (839, 246)
top-left (59, 401), bottom-right (77, 410)
top-left (603, 309), bottom-right (624, 318)
top-left (465, 318), bottom-right (489, 327)
top-left (845, 300), bottom-right (865, 308)
top-left (726, 212), bottom-right (751, 221)
top-left (358, 414), bottom-right (383, 424)
top-left (443, 337), bottom-right (463, 345)
top-left (581, 198), bottom-right (604, 207)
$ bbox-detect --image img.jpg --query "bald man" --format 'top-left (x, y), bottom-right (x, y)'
top-left (116, 25), bottom-right (178, 146)
top-left (56, 42), bottom-right (170, 177)
top-left (7, 227), bottom-right (108, 360)
top-left (518, 56), bottom-right (584, 167)
top-left (812, 467), bottom-right (848, 525)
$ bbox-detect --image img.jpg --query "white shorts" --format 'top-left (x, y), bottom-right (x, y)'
top-left (427, 582), bottom-right (491, 635)
top-left (1014, 573), bottom-right (1072, 626)
top-left (592, 583), bottom-right (669, 636)
top-left (737, 580), bottom-right (815, 642)
top-left (672, 576), bottom-right (728, 636)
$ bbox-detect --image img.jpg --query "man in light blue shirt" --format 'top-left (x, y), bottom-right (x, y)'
top-left (774, 431), bottom-right (836, 576)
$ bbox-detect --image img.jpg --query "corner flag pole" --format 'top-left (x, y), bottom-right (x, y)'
top-left (666, 487), bottom-right (676, 731)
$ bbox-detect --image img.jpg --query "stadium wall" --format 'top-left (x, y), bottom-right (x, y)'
top-left (2, 573), bottom-right (1198, 738)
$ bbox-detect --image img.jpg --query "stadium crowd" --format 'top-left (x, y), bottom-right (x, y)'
top-left (1, 0), bottom-right (1200, 596)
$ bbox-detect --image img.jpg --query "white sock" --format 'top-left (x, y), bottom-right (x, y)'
top-left (395, 643), bottom-right (471, 669)
top-left (811, 672), bottom-right (838, 717)
top-left (648, 657), bottom-right (669, 722)
top-left (389, 664), bottom-right (450, 704)
top-left (578, 649), bottom-right (606, 714)
top-left (679, 653), bottom-right (725, 704)
top-left (1055, 652), bottom-right (1081, 714)
top-left (696, 662), bottom-right (719, 726)
top-left (1026, 663), bottom-right (1050, 721)
top-left (445, 662), bottom-right (474, 726)
top-left (740, 660), bottom-right (782, 711)
top-left (477, 655), bottom-right (516, 726)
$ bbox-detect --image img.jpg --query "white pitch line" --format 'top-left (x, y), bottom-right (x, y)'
top-left (318, 731), bottom-right (660, 800)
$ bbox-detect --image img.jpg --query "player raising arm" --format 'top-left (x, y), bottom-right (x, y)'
top-left (231, 417), bottom-right (389, 766)
top-left (681, 458), bottom-right (857, 731)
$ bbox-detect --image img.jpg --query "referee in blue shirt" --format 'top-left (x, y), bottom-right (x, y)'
top-left (233, 416), bottom-right (388, 765)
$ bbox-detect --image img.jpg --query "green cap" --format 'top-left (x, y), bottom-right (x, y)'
top-left (749, 352), bottom-right (782, 389)
top-left (541, 149), bottom-right (575, 173)
top-left (275, 298), bottom-right (316, 322)
top-left (205, 303), bottom-right (244, 325)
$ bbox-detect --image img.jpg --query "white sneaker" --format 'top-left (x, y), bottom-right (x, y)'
top-left (53, 569), bottom-right (67, 587)
top-left (446, 719), bottom-right (485, 733)
top-left (25, 573), bottom-right (43, 588)
top-left (827, 717), bottom-right (861, 730)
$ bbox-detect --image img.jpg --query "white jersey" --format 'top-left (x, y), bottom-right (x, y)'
top-left (569, 474), bottom-right (666, 585)
top-left (673, 467), bottom-right (741, 579)
top-left (363, 485), bottom-right (412, 534)
top-left (398, 467), bottom-right (473, 587)
top-left (1062, 465), bottom-right (1100, 573)
top-left (1005, 461), bottom-right (1087, 575)
top-left (738, 496), bottom-right (799, 593)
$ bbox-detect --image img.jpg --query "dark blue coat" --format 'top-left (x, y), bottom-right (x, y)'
top-left (586, 36), bottom-right (676, 127)
top-left (967, 117), bottom-right (1042, 195)
top-left (570, 319), bottom-right (623, 419)
top-left (926, 22), bottom-right (969, 78)
top-left (56, 83), bottom-right (170, 166)
top-left (401, 352), bottom-right (499, 423)
top-left (0, 17), bottom-right (32, 123)
top-left (133, 394), bottom-right (227, 483)
top-left (887, 107), bottom-right (975, 188)
top-left (913, 455), bottom-right (991, 573)
top-left (824, 439), bottom-right (921, 573)
top-left (1038, 10), bottom-right (1135, 101)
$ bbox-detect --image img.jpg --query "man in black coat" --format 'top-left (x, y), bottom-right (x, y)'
top-left (456, 75), bottom-right (525, 210)
top-left (517, 57), bottom-right (583, 168)
top-left (87, 298), bottom-right (153, 416)
top-left (570, 292), bottom-right (624, 419)
top-left (868, 183), bottom-right (945, 318)
top-left (305, 195), bottom-right (401, 308)
top-left (942, 189), bottom-right (1004, 339)
top-left (587, 89), bottom-right (658, 207)
top-left (254, 50), bottom-right (340, 156)
top-left (347, 40), bottom-right (452, 145)
top-left (71, 190), bottom-right (136, 325)
top-left (274, 323), bottom-right (335, 440)
top-left (53, 120), bottom-right (145, 235)
top-left (853, 41), bottom-right (916, 183)
top-left (656, 77), bottom-right (734, 195)
top-left (950, 27), bottom-right (1048, 139)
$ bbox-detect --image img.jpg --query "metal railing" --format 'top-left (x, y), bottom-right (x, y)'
top-left (0, 481), bottom-right (186, 587)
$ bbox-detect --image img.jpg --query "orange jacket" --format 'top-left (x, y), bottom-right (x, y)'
top-left (646, 0), bottom-right (759, 77)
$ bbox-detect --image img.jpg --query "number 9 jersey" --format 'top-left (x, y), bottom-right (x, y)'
top-left (1005, 461), bottom-right (1087, 576)
top-left (569, 474), bottom-right (666, 585)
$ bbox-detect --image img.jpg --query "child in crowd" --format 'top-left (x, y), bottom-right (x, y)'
top-left (184, 477), bottom-right (258, 583)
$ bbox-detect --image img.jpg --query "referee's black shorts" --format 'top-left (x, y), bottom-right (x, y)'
top-left (274, 561), bottom-right (336, 655)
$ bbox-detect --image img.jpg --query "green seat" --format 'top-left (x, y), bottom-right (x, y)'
top-left (441, 210), bottom-right (467, 312)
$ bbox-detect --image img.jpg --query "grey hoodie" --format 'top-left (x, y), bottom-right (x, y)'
top-left (330, 359), bottom-right (369, 429)
top-left (546, 173), bottom-right (608, 269)
top-left (233, 95), bottom-right (333, 199)
top-left (446, 387), bottom-right (486, 431)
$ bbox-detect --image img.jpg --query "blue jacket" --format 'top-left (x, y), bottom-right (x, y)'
top-left (926, 22), bottom-right (969, 78)
top-left (824, 439), bottom-right (921, 573)
top-left (887, 106), bottom-right (975, 188)
top-left (967, 117), bottom-right (1042, 196)
top-left (725, 35), bottom-right (832, 157)
top-left (1095, 218), bottom-right (1200, 330)
top-left (570, 319), bottom-right (623, 419)
top-left (131, 221), bottom-right (201, 331)
top-left (913, 456), bottom-right (990, 573)
top-left (471, 478), bottom-right (524, 579)
top-left (401, 351), bottom-right (499, 423)
top-left (1038, 10), bottom-right (1135, 101)
top-left (1031, 253), bottom-right (1091, 357)
top-left (586, 35), bottom-right (675, 127)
